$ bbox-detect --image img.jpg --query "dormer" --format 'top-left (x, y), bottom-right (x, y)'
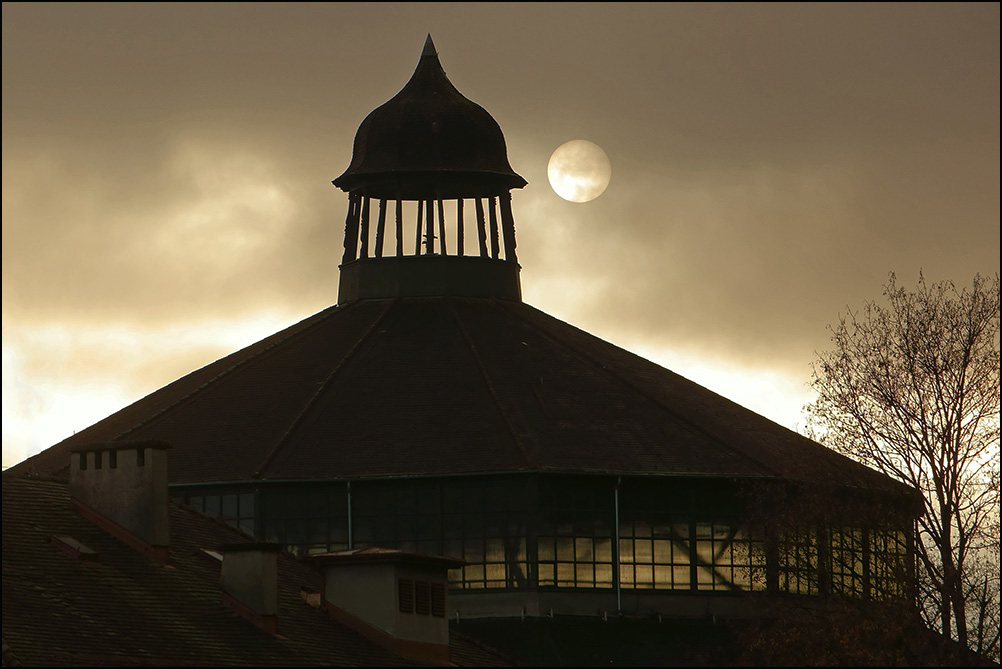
top-left (313, 546), bottom-right (464, 665)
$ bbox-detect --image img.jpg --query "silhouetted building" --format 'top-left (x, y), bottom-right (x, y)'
top-left (2, 442), bottom-right (511, 666)
top-left (5, 36), bottom-right (927, 666)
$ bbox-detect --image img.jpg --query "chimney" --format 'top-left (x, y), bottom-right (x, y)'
top-left (313, 547), bottom-right (464, 665)
top-left (219, 543), bottom-right (281, 635)
top-left (69, 441), bottom-right (170, 562)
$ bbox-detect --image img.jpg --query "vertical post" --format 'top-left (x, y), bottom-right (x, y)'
top-left (456, 199), bottom-right (465, 256)
top-left (426, 199), bottom-right (435, 254)
top-left (862, 528), bottom-right (871, 601)
top-left (347, 481), bottom-right (353, 550)
top-left (395, 199), bottom-right (404, 257)
top-left (359, 197), bottom-right (371, 258)
top-left (908, 519), bottom-right (917, 603)
top-left (414, 200), bottom-right (424, 255)
top-left (689, 520), bottom-right (698, 593)
top-left (614, 476), bottom-right (622, 615)
top-left (488, 196), bottom-right (500, 259)
top-left (374, 199), bottom-right (387, 258)
top-left (526, 475), bottom-right (539, 590)
top-left (437, 199), bottom-right (447, 256)
top-left (475, 198), bottom-right (489, 257)
top-left (818, 525), bottom-right (831, 596)
top-left (500, 192), bottom-right (517, 263)
top-left (765, 529), bottom-right (779, 594)
top-left (341, 193), bottom-right (360, 264)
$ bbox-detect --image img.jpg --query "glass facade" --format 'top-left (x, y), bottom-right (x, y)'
top-left (175, 474), bottom-right (911, 601)
top-left (693, 522), bottom-right (768, 592)
top-left (264, 487), bottom-right (349, 555)
top-left (352, 478), bottom-right (531, 589)
top-left (186, 491), bottom-right (256, 537)
top-left (538, 479), bottom-right (614, 589)
top-left (619, 520), bottom-right (689, 590)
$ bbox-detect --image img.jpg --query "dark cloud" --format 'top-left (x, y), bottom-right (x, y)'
top-left (3, 2), bottom-right (999, 465)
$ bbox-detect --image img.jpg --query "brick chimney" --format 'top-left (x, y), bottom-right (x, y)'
top-left (313, 547), bottom-right (464, 665)
top-left (69, 441), bottom-right (170, 562)
top-left (219, 543), bottom-right (281, 635)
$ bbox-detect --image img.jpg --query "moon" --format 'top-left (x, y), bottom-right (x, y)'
top-left (547, 140), bottom-right (612, 203)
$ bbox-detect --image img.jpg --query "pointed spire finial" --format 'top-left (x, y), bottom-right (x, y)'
top-left (422, 34), bottom-right (437, 58)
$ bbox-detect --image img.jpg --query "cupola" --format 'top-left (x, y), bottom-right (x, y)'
top-left (333, 35), bottom-right (526, 303)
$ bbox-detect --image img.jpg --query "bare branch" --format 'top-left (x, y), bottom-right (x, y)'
top-left (806, 272), bottom-right (1001, 661)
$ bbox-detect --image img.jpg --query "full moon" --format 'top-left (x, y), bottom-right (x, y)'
top-left (547, 139), bottom-right (612, 203)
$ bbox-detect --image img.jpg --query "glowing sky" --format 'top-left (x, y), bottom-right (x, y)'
top-left (3, 3), bottom-right (999, 469)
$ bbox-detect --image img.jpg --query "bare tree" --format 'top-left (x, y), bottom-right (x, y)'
top-left (805, 272), bottom-right (1000, 662)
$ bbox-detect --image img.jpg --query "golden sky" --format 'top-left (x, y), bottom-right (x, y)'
top-left (3, 2), bottom-right (999, 468)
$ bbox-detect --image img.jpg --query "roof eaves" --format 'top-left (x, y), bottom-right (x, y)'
top-left (498, 299), bottom-right (781, 477)
top-left (113, 302), bottom-right (358, 444)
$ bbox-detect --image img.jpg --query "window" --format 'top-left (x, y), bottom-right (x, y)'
top-left (261, 486), bottom-right (348, 554)
top-left (415, 580), bottom-right (430, 614)
top-left (619, 520), bottom-right (690, 590)
top-left (430, 582), bottom-right (446, 617)
top-left (829, 526), bottom-right (865, 598)
top-left (399, 578), bottom-right (415, 613)
top-left (184, 490), bottom-right (257, 538)
top-left (354, 479), bottom-right (529, 590)
top-left (398, 578), bottom-right (446, 617)
top-left (869, 529), bottom-right (909, 600)
top-left (694, 522), bottom-right (767, 592)
top-left (442, 483), bottom-right (527, 589)
top-left (778, 527), bottom-right (820, 595)
top-left (538, 479), bottom-right (614, 589)
top-left (539, 524), bottom-right (614, 589)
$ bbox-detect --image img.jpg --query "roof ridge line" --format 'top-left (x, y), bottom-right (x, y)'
top-left (448, 300), bottom-right (539, 470)
top-left (251, 299), bottom-right (398, 479)
top-left (497, 301), bottom-right (781, 477)
top-left (113, 302), bottom-right (358, 442)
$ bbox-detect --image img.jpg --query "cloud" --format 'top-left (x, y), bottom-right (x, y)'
top-left (1, 309), bottom-right (305, 466)
top-left (2, 3), bottom-right (998, 468)
top-left (2, 132), bottom-right (341, 325)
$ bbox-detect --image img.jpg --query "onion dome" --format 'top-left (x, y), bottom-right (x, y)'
top-left (332, 36), bottom-right (526, 304)
top-left (333, 35), bottom-right (526, 201)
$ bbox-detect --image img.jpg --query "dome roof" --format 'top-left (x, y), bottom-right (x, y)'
top-left (333, 35), bottom-right (526, 200)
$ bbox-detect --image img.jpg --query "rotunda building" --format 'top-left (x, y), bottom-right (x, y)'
top-left (11, 36), bottom-right (921, 633)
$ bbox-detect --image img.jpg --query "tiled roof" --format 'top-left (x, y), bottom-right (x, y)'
top-left (0, 475), bottom-right (512, 667)
top-left (8, 296), bottom-right (913, 499)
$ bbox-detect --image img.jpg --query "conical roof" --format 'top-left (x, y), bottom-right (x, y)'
top-left (6, 37), bottom-right (917, 516)
top-left (9, 296), bottom-right (913, 500)
top-left (333, 35), bottom-right (526, 200)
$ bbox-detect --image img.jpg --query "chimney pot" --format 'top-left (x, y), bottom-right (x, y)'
top-left (69, 441), bottom-right (170, 548)
top-left (219, 543), bottom-right (281, 618)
